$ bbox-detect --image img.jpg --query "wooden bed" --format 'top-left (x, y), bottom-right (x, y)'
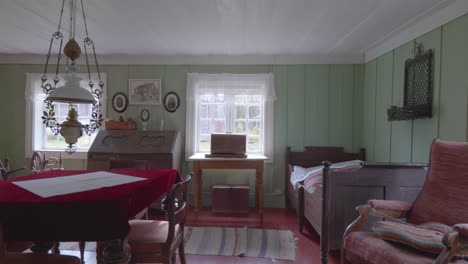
top-left (285, 146), bottom-right (428, 264)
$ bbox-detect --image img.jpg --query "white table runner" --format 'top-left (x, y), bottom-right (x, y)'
top-left (13, 171), bottom-right (146, 198)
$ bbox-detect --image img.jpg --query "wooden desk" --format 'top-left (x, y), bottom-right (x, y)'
top-left (189, 154), bottom-right (267, 220)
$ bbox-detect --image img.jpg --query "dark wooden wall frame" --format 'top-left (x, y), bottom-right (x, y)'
top-left (388, 45), bottom-right (433, 121)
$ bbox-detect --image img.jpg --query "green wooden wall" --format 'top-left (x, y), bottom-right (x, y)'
top-left (363, 13), bottom-right (468, 162)
top-left (0, 64), bottom-right (363, 207)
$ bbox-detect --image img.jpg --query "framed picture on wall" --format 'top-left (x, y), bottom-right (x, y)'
top-left (163, 91), bottom-right (180, 113)
top-left (128, 79), bottom-right (162, 105)
top-left (111, 92), bottom-right (128, 113)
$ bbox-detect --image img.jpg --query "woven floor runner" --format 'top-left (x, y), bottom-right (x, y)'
top-left (184, 226), bottom-right (296, 261)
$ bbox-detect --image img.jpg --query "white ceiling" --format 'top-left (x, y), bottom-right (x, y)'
top-left (0, 0), bottom-right (456, 62)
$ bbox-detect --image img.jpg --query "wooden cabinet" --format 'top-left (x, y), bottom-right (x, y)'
top-left (87, 130), bottom-right (181, 172)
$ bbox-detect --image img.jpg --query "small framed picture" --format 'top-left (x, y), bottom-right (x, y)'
top-left (128, 79), bottom-right (162, 105)
top-left (140, 109), bottom-right (150, 122)
top-left (163, 91), bottom-right (180, 113)
top-left (112, 92), bottom-right (128, 113)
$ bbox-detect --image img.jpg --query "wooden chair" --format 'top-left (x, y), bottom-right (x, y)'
top-left (0, 224), bottom-right (81, 264)
top-left (127, 174), bottom-right (191, 264)
top-left (342, 139), bottom-right (468, 264)
top-left (0, 158), bottom-right (24, 181)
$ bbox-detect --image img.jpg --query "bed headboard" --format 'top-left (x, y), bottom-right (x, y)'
top-left (286, 146), bottom-right (365, 169)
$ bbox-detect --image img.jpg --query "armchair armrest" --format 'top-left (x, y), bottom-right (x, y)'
top-left (368, 199), bottom-right (413, 219)
top-left (454, 224), bottom-right (468, 238)
top-left (434, 224), bottom-right (468, 264)
top-left (343, 200), bottom-right (413, 243)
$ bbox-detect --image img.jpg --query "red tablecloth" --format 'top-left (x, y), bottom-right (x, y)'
top-left (0, 169), bottom-right (180, 241)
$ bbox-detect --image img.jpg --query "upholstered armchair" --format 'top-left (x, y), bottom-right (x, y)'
top-left (342, 139), bottom-right (468, 264)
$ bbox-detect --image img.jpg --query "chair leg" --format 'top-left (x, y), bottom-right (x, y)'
top-left (171, 254), bottom-right (176, 263)
top-left (79, 241), bottom-right (85, 264)
top-left (179, 242), bottom-right (186, 264)
top-left (52, 242), bottom-right (60, 254)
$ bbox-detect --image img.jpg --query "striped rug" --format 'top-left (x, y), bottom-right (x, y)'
top-left (183, 227), bottom-right (296, 261)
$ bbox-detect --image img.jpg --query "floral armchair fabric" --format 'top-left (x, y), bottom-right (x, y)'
top-left (342, 139), bottom-right (468, 264)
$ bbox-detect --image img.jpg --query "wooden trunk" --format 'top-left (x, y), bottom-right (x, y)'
top-left (212, 185), bottom-right (249, 215)
top-left (207, 134), bottom-right (246, 158)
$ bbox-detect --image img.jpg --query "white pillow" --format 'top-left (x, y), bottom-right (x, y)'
top-left (290, 160), bottom-right (363, 188)
top-left (290, 165), bottom-right (323, 187)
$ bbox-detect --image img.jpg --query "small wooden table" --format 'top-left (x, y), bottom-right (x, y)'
top-left (189, 153), bottom-right (267, 221)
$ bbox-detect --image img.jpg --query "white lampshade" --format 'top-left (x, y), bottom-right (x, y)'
top-left (47, 74), bottom-right (95, 104)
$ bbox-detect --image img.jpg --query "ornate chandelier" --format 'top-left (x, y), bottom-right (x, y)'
top-left (41, 0), bottom-right (103, 153)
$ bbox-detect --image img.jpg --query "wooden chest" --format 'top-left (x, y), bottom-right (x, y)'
top-left (207, 134), bottom-right (246, 158)
top-left (212, 185), bottom-right (249, 215)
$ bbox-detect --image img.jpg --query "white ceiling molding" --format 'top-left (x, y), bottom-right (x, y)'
top-left (365, 0), bottom-right (468, 62)
top-left (0, 53), bottom-right (364, 65)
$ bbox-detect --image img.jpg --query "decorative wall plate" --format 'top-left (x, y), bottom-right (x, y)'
top-left (112, 92), bottom-right (128, 113)
top-left (163, 91), bottom-right (180, 113)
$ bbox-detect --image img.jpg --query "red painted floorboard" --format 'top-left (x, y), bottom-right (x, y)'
top-left (12, 207), bottom-right (341, 263)
top-left (181, 207), bottom-right (341, 264)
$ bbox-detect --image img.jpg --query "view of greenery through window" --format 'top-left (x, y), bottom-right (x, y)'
top-left (198, 94), bottom-right (263, 154)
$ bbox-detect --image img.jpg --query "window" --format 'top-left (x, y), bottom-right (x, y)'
top-left (186, 73), bottom-right (276, 161)
top-left (25, 73), bottom-right (107, 159)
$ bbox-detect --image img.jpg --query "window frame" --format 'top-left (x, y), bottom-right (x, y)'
top-left (24, 73), bottom-right (107, 159)
top-left (185, 73), bottom-right (276, 162)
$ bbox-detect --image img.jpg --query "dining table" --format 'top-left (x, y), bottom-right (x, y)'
top-left (0, 169), bottom-right (181, 264)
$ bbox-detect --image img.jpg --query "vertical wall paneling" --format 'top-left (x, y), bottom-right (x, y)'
top-left (1, 62), bottom-right (362, 207)
top-left (439, 15), bottom-right (468, 141)
top-left (353, 64), bottom-right (364, 152)
top-left (106, 65), bottom-right (129, 120)
top-left (286, 65), bottom-right (305, 151)
top-left (374, 52), bottom-right (393, 162)
top-left (0, 65), bottom-right (7, 158)
top-left (363, 60), bottom-right (377, 161)
top-left (412, 28), bottom-right (442, 162)
top-left (390, 42), bottom-right (414, 162)
top-left (164, 65), bottom-right (189, 175)
top-left (329, 65), bottom-right (354, 152)
top-left (304, 65), bottom-right (329, 146)
top-left (6, 64), bottom-right (27, 170)
top-left (272, 65), bottom-right (288, 200)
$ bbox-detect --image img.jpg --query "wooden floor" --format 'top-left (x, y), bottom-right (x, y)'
top-left (30, 208), bottom-right (342, 264)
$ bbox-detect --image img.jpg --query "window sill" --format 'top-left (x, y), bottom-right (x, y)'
top-left (27, 150), bottom-right (88, 160)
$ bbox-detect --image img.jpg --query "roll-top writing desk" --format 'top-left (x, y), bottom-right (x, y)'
top-left (88, 130), bottom-right (181, 171)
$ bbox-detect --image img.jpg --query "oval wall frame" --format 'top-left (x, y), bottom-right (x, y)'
top-left (112, 92), bottom-right (128, 113)
top-left (163, 91), bottom-right (180, 113)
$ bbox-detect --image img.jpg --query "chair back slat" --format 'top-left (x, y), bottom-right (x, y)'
top-left (164, 174), bottom-right (191, 250)
top-left (409, 140), bottom-right (468, 226)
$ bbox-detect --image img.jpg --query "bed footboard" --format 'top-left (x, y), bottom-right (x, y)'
top-left (320, 162), bottom-right (427, 264)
